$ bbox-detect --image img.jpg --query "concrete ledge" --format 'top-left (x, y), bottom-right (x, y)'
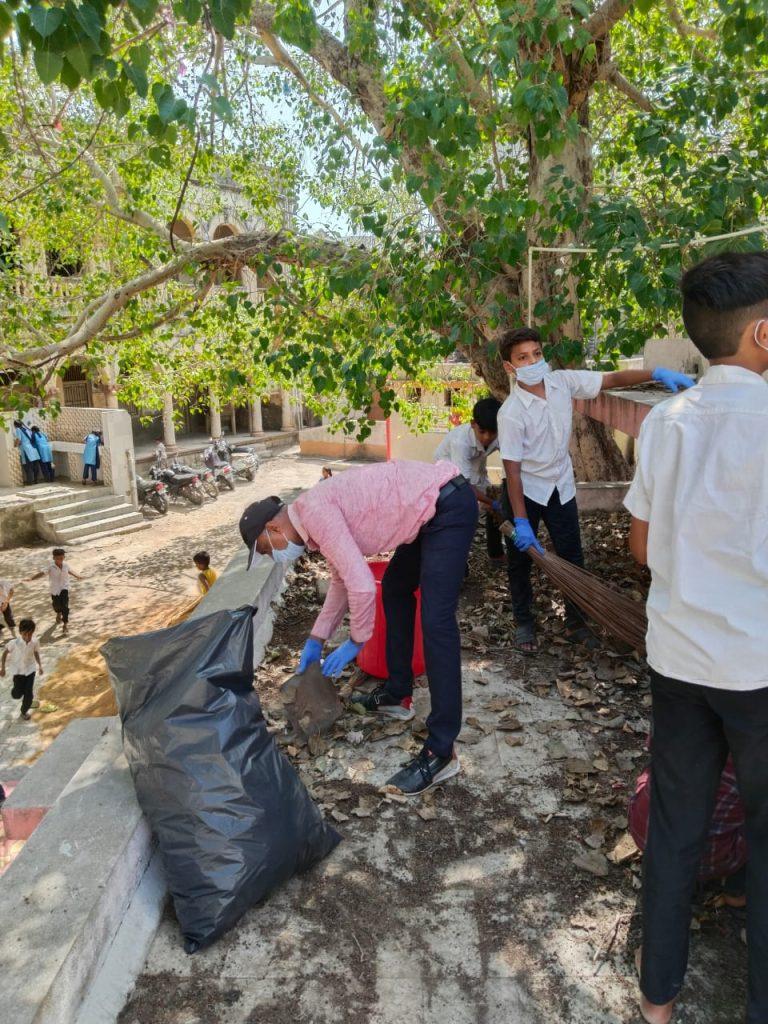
top-left (0, 721), bottom-right (152, 1024)
top-left (576, 481), bottom-right (630, 512)
top-left (2, 718), bottom-right (113, 839)
top-left (0, 494), bottom-right (37, 548)
top-left (575, 388), bottom-right (668, 440)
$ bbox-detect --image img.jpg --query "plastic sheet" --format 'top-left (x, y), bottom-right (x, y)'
top-left (102, 606), bottom-right (341, 952)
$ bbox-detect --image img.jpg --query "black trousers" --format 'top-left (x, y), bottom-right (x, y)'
top-left (2, 604), bottom-right (15, 630)
top-left (39, 460), bottom-right (55, 482)
top-left (52, 590), bottom-right (70, 624)
top-left (83, 463), bottom-right (98, 481)
top-left (643, 670), bottom-right (768, 1022)
top-left (485, 511), bottom-right (504, 559)
top-left (382, 481), bottom-right (478, 759)
top-left (22, 459), bottom-right (41, 485)
top-left (12, 673), bottom-right (35, 714)
top-left (501, 487), bottom-right (584, 627)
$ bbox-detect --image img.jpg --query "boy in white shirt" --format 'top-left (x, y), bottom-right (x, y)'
top-left (625, 251), bottom-right (768, 1024)
top-left (1, 618), bottom-right (43, 720)
top-left (434, 397), bottom-right (504, 566)
top-left (496, 326), bottom-right (692, 653)
top-left (26, 548), bottom-right (84, 636)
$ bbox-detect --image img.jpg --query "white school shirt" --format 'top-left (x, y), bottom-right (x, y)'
top-left (433, 422), bottom-right (498, 492)
top-left (46, 562), bottom-right (70, 596)
top-left (497, 370), bottom-right (603, 505)
top-left (0, 579), bottom-right (13, 603)
top-left (624, 364), bottom-right (768, 691)
top-left (6, 636), bottom-right (40, 675)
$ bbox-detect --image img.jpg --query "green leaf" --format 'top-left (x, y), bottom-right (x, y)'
top-left (74, 3), bottom-right (102, 44)
top-left (34, 47), bottom-right (64, 83)
top-left (0, 3), bottom-right (13, 37)
top-left (29, 4), bottom-right (63, 37)
top-left (60, 57), bottom-right (81, 88)
top-left (148, 144), bottom-right (171, 167)
top-left (66, 40), bottom-right (95, 78)
top-left (174, 0), bottom-right (201, 23)
top-left (208, 0), bottom-right (237, 38)
top-left (123, 59), bottom-right (148, 96)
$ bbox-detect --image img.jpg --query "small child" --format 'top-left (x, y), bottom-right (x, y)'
top-left (1, 618), bottom-right (43, 720)
top-left (25, 548), bottom-right (83, 636)
top-left (193, 551), bottom-right (218, 595)
top-left (320, 467), bottom-right (333, 481)
top-left (0, 578), bottom-right (17, 639)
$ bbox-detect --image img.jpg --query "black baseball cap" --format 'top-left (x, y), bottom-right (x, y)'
top-left (239, 496), bottom-right (284, 568)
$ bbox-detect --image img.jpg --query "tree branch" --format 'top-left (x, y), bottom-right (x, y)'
top-left (598, 63), bottom-right (655, 112)
top-left (100, 278), bottom-right (214, 341)
top-left (4, 231), bottom-right (369, 367)
top-left (663, 0), bottom-right (717, 40)
top-left (584, 0), bottom-right (635, 40)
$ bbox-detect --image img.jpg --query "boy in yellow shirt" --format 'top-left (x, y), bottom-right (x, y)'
top-left (192, 552), bottom-right (218, 595)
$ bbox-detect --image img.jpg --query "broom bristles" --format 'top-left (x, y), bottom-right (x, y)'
top-left (529, 549), bottom-right (647, 654)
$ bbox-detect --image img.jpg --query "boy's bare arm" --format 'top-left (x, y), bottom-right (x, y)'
top-left (69, 570), bottom-right (84, 580)
top-left (503, 460), bottom-right (528, 519)
top-left (35, 652), bottom-right (44, 674)
top-left (24, 571), bottom-right (44, 582)
top-left (629, 516), bottom-right (649, 565)
top-left (0, 650), bottom-right (7, 674)
top-left (601, 370), bottom-right (652, 391)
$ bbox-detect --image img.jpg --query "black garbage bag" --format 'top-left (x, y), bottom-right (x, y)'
top-left (102, 606), bottom-right (341, 952)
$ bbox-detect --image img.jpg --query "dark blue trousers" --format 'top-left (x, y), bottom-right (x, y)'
top-left (643, 671), bottom-right (768, 1022)
top-left (382, 482), bottom-right (478, 758)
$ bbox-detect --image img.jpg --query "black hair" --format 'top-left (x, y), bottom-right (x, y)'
top-left (471, 397), bottom-right (502, 431)
top-left (13, 419), bottom-right (22, 427)
top-left (498, 327), bottom-right (542, 362)
top-left (321, 467), bottom-right (332, 476)
top-left (681, 251), bottom-right (768, 359)
top-left (31, 425), bottom-right (41, 433)
top-left (18, 618), bottom-right (35, 633)
top-left (52, 547), bottom-right (65, 557)
top-left (193, 551), bottom-right (210, 568)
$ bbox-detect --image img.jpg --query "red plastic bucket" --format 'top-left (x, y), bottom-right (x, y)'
top-left (356, 559), bottom-right (426, 679)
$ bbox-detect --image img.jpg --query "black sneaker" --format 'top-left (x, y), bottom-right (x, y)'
top-left (355, 686), bottom-right (415, 721)
top-left (387, 748), bottom-right (460, 796)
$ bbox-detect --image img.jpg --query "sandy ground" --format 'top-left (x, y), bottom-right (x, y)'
top-left (119, 529), bottom-right (746, 1024)
top-left (0, 450), bottom-right (351, 781)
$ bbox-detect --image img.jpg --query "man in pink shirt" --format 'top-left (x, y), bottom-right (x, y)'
top-left (240, 460), bottom-right (478, 795)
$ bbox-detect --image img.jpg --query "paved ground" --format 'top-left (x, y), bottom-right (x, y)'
top-left (0, 450), bottom-right (353, 780)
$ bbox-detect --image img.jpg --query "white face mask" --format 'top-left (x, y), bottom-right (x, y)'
top-left (267, 529), bottom-right (305, 565)
top-left (515, 359), bottom-right (551, 385)
top-left (754, 319), bottom-right (768, 352)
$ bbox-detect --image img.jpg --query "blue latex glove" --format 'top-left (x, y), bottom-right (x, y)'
top-left (298, 637), bottom-right (323, 673)
top-left (491, 499), bottom-right (502, 514)
top-left (651, 366), bottom-right (695, 393)
top-left (322, 638), bottom-right (364, 677)
top-left (513, 517), bottom-right (545, 555)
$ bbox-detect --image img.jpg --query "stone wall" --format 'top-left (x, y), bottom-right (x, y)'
top-left (1, 408), bottom-right (136, 503)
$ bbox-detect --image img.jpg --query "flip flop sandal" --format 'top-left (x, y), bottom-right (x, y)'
top-left (514, 623), bottom-right (538, 655)
top-left (565, 624), bottom-right (601, 651)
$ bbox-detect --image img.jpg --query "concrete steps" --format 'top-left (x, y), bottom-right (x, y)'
top-left (30, 486), bottom-right (150, 544)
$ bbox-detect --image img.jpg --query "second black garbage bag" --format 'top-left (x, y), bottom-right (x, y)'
top-left (102, 605), bottom-right (341, 952)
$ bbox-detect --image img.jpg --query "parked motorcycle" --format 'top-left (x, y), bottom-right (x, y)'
top-left (136, 474), bottom-right (169, 515)
top-left (149, 462), bottom-right (205, 506)
top-left (214, 438), bottom-right (259, 482)
top-left (171, 458), bottom-right (218, 501)
top-left (203, 443), bottom-right (236, 491)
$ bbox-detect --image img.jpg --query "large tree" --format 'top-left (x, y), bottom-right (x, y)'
top-left (1, 0), bottom-right (767, 459)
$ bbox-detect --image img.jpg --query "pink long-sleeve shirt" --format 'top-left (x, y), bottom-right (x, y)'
top-left (288, 459), bottom-right (459, 644)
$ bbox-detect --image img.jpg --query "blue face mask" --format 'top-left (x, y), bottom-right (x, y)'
top-left (515, 359), bottom-right (551, 385)
top-left (268, 530), bottom-right (305, 565)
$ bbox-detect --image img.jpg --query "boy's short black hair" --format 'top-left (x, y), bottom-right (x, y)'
top-left (322, 467), bottom-right (332, 475)
top-left (498, 327), bottom-right (541, 362)
top-left (19, 618), bottom-right (35, 633)
top-left (471, 397), bottom-right (502, 431)
top-left (52, 547), bottom-right (65, 558)
top-left (681, 251), bottom-right (768, 359)
top-left (192, 551), bottom-right (210, 568)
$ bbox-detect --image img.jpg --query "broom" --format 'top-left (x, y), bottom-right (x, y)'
top-left (499, 520), bottom-right (648, 655)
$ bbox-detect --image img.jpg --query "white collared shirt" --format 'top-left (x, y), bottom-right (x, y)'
top-left (433, 422), bottom-right (498, 492)
top-left (497, 370), bottom-right (603, 504)
top-left (46, 562), bottom-right (70, 595)
top-left (625, 364), bottom-right (768, 691)
top-left (6, 636), bottom-right (40, 675)
top-left (0, 579), bottom-right (13, 603)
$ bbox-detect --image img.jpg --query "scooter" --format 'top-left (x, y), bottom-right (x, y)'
top-left (203, 443), bottom-right (236, 491)
top-left (214, 439), bottom-right (259, 482)
top-left (149, 462), bottom-right (205, 506)
top-left (171, 458), bottom-right (218, 501)
top-left (136, 474), bottom-right (169, 515)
